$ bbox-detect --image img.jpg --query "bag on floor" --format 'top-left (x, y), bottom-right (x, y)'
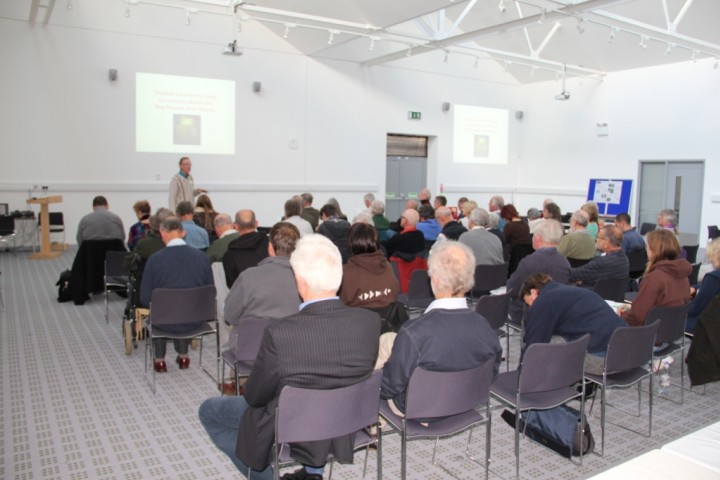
top-left (56, 269), bottom-right (72, 303)
top-left (502, 404), bottom-right (594, 458)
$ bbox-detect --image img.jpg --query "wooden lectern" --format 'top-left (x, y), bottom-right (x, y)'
top-left (27, 195), bottom-right (63, 259)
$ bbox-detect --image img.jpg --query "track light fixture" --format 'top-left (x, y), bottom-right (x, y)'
top-left (639, 35), bottom-right (647, 49)
top-left (66, 0), bottom-right (73, 9)
top-left (327, 30), bottom-right (337, 45)
top-left (369, 37), bottom-right (375, 51)
top-left (691, 50), bottom-right (698, 62)
top-left (124, 6), bottom-right (130, 17)
top-left (538, 9), bottom-right (545, 24)
top-left (185, 11), bottom-right (191, 25)
top-left (283, 24), bottom-right (291, 38)
top-left (443, 50), bottom-right (449, 63)
top-left (576, 17), bottom-right (585, 34)
top-left (498, 0), bottom-right (506, 13)
top-left (715, 57), bottom-right (719, 70)
top-left (608, 27), bottom-right (617, 42)
top-left (665, 43), bottom-right (674, 56)
top-left (406, 46), bottom-right (412, 57)
top-left (474, 56), bottom-right (479, 68)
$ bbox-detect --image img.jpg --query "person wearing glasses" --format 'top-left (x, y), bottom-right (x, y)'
top-left (569, 225), bottom-right (629, 287)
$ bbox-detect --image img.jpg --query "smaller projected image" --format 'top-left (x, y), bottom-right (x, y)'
top-left (474, 135), bottom-right (489, 158)
top-left (173, 114), bottom-right (201, 145)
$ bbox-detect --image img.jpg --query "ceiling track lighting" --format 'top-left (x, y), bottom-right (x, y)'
top-left (283, 24), bottom-right (291, 38)
top-left (185, 12), bottom-right (191, 25)
top-left (406, 46), bottom-right (412, 57)
top-left (608, 27), bottom-right (617, 42)
top-left (369, 37), bottom-right (376, 51)
top-left (327, 30), bottom-right (337, 45)
top-left (691, 50), bottom-right (698, 62)
top-left (474, 56), bottom-right (480, 68)
top-left (714, 57), bottom-right (719, 70)
top-left (443, 50), bottom-right (449, 63)
top-left (639, 35), bottom-right (648, 49)
top-left (538, 8), bottom-right (545, 24)
top-left (665, 43), bottom-right (674, 56)
top-left (498, 0), bottom-right (506, 13)
top-left (576, 17), bottom-right (585, 34)
top-left (124, 6), bottom-right (130, 17)
top-left (66, 0), bottom-right (73, 10)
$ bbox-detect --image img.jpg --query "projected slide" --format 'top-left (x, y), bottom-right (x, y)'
top-left (452, 105), bottom-right (509, 164)
top-left (136, 73), bottom-right (236, 154)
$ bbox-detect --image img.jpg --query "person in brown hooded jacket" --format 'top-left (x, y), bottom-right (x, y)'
top-left (620, 229), bottom-right (691, 326)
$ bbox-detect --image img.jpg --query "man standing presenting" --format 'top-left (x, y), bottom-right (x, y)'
top-left (169, 156), bottom-right (206, 211)
top-left (199, 235), bottom-right (381, 480)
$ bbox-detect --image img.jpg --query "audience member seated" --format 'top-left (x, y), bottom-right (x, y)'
top-left (325, 197), bottom-right (348, 221)
top-left (456, 196), bottom-right (469, 221)
top-left (570, 224), bottom-right (629, 287)
top-left (199, 234), bottom-right (381, 480)
top-left (370, 200), bottom-right (391, 241)
top-left (488, 195), bottom-right (506, 231)
top-left (527, 207), bottom-right (543, 233)
top-left (433, 195), bottom-right (447, 210)
top-left (300, 192), bottom-right (320, 231)
top-left (140, 217), bottom-right (214, 373)
top-left (127, 200), bottom-right (151, 250)
top-left (459, 200), bottom-right (478, 229)
top-left (76, 195), bottom-right (124, 246)
top-left (614, 212), bottom-right (645, 254)
top-left (317, 204), bottom-right (351, 263)
top-left (458, 208), bottom-right (504, 266)
top-left (486, 209), bottom-right (507, 251)
top-left (520, 273), bottom-right (626, 375)
top-left (557, 210), bottom-right (596, 262)
top-left (383, 209), bottom-right (425, 259)
top-left (418, 187), bottom-right (432, 206)
top-left (222, 209), bottom-right (269, 288)
top-left (507, 220), bottom-right (570, 323)
top-left (657, 208), bottom-right (679, 233)
top-left (542, 202), bottom-right (563, 222)
top-left (581, 201), bottom-right (601, 240)
top-left (339, 223), bottom-right (399, 309)
top-left (206, 214), bottom-right (239, 263)
top-left (416, 204), bottom-right (441, 242)
top-left (501, 204), bottom-right (532, 246)
top-left (362, 192), bottom-right (375, 215)
top-left (389, 199), bottom-right (419, 233)
top-left (283, 197), bottom-right (313, 236)
top-left (686, 238), bottom-right (720, 334)
top-left (378, 241), bottom-right (502, 413)
top-left (618, 229), bottom-right (691, 326)
top-left (436, 206), bottom-right (467, 242)
top-left (176, 201), bottom-right (209, 250)
top-left (193, 194), bottom-right (219, 243)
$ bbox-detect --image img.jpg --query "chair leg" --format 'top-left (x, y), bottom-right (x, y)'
top-left (377, 425), bottom-right (383, 480)
top-left (401, 419), bottom-right (407, 480)
top-left (600, 385), bottom-right (606, 457)
top-left (514, 408), bottom-right (521, 479)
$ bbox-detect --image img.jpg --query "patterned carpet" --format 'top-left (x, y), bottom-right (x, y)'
top-left (1, 247), bottom-right (719, 480)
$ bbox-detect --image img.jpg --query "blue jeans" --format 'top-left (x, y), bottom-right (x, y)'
top-left (198, 396), bottom-right (273, 480)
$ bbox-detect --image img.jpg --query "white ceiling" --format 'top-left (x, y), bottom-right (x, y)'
top-left (27, 0), bottom-right (720, 84)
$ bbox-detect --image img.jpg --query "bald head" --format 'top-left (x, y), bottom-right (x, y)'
top-left (235, 209), bottom-right (258, 234)
top-left (402, 209), bottom-right (419, 227)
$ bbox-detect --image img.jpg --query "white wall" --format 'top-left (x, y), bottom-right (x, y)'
top-left (1, 0), bottom-right (718, 245)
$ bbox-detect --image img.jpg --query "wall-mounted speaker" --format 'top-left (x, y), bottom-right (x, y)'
top-left (442, 102), bottom-right (451, 112)
top-left (108, 69), bottom-right (118, 81)
top-left (515, 110), bottom-right (524, 120)
top-left (252, 81), bottom-right (262, 93)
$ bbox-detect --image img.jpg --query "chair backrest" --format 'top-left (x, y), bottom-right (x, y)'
top-left (406, 269), bottom-right (434, 301)
top-left (472, 262), bottom-right (508, 295)
top-left (508, 244), bottom-right (534, 276)
top-left (708, 225), bottom-right (720, 241)
top-left (404, 359), bottom-right (495, 420)
top-left (49, 212), bottom-right (64, 227)
top-left (683, 245), bottom-right (699, 264)
top-left (640, 222), bottom-right (656, 236)
top-left (105, 250), bottom-right (127, 278)
top-left (604, 322), bottom-right (660, 374)
top-left (276, 370), bottom-right (382, 444)
top-left (518, 335), bottom-right (590, 394)
top-left (567, 257), bottom-right (591, 268)
top-left (645, 303), bottom-right (689, 345)
top-left (593, 278), bottom-right (628, 302)
top-left (149, 285), bottom-right (217, 326)
top-left (689, 263), bottom-right (701, 285)
top-left (627, 248), bottom-right (648, 276)
top-left (235, 316), bottom-right (272, 362)
top-left (0, 215), bottom-right (14, 234)
top-left (475, 293), bottom-right (511, 330)
top-left (390, 256), bottom-right (428, 294)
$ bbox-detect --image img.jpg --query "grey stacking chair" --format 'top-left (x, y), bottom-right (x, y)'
top-left (491, 334), bottom-right (590, 479)
top-left (475, 293), bottom-right (511, 368)
top-left (220, 316), bottom-right (271, 396)
top-left (593, 278), bottom-right (628, 303)
top-left (585, 321), bottom-right (660, 456)
top-left (104, 250), bottom-right (129, 324)
top-left (262, 370), bottom-right (383, 480)
top-left (379, 359), bottom-right (495, 480)
top-left (144, 285), bottom-right (218, 394)
top-left (470, 262), bottom-right (508, 301)
top-left (397, 269), bottom-right (434, 313)
top-left (645, 303), bottom-right (690, 404)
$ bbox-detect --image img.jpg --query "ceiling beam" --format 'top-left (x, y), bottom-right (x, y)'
top-left (363, 0), bottom-right (629, 66)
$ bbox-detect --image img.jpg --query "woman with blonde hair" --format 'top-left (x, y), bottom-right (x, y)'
top-left (620, 229), bottom-right (691, 326)
top-left (581, 202), bottom-right (601, 240)
top-left (193, 193), bottom-right (218, 242)
top-left (686, 238), bottom-right (720, 333)
top-left (459, 200), bottom-right (477, 229)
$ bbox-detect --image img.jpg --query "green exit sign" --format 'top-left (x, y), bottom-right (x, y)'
top-left (408, 111), bottom-right (422, 120)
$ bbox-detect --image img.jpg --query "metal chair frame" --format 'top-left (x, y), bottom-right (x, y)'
top-left (645, 304), bottom-right (691, 405)
top-left (104, 250), bottom-right (129, 324)
top-left (220, 316), bottom-right (271, 396)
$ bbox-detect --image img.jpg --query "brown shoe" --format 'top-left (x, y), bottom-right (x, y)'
top-left (176, 356), bottom-right (190, 369)
top-left (218, 381), bottom-right (245, 396)
top-left (154, 360), bottom-right (167, 373)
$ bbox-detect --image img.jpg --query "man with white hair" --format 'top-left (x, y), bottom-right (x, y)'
top-left (206, 213), bottom-right (239, 262)
top-left (199, 235), bottom-right (381, 480)
top-left (362, 192), bottom-right (375, 212)
top-left (458, 208), bottom-right (504, 265)
top-left (379, 241), bottom-right (503, 414)
top-left (436, 206), bottom-right (467, 241)
top-left (488, 194), bottom-right (507, 231)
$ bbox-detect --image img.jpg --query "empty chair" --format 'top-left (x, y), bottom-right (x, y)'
top-left (475, 293), bottom-right (511, 368)
top-left (389, 256), bottom-right (427, 294)
top-left (144, 285), bottom-right (219, 393)
top-left (397, 269), bottom-right (434, 312)
top-left (640, 222), bottom-right (656, 236)
top-left (491, 334), bottom-right (590, 478)
top-left (683, 244), bottom-right (699, 264)
top-left (470, 262), bottom-right (508, 300)
top-left (104, 250), bottom-right (129, 324)
top-left (38, 211), bottom-right (66, 247)
top-left (645, 303), bottom-right (690, 404)
top-left (0, 215), bottom-right (16, 253)
top-left (689, 262), bottom-right (701, 285)
top-left (220, 316), bottom-right (271, 396)
top-left (627, 248), bottom-right (648, 279)
top-left (380, 360), bottom-right (495, 480)
top-left (270, 370), bottom-right (383, 480)
top-left (593, 278), bottom-right (628, 303)
top-left (584, 321), bottom-right (660, 456)
top-left (508, 244), bottom-right (534, 277)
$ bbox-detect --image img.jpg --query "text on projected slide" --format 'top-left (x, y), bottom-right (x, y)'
top-left (136, 73), bottom-right (236, 155)
top-left (452, 105), bottom-right (509, 165)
